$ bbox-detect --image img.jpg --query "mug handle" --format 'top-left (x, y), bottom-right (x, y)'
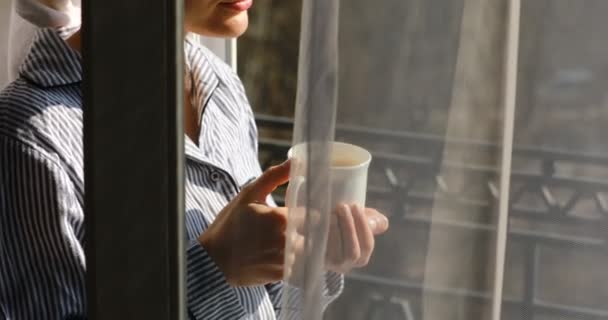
top-left (285, 176), bottom-right (305, 208)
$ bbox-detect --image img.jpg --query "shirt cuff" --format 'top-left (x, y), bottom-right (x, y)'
top-left (323, 271), bottom-right (344, 303)
top-left (280, 272), bottom-right (344, 319)
top-left (186, 240), bottom-right (245, 320)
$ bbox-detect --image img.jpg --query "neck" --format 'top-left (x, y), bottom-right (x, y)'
top-left (66, 30), bottom-right (82, 53)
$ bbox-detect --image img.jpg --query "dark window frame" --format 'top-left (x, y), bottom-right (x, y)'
top-left (82, 0), bottom-right (186, 318)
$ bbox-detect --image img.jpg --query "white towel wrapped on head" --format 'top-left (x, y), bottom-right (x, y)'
top-left (16, 0), bottom-right (79, 28)
top-left (5, 0), bottom-right (81, 83)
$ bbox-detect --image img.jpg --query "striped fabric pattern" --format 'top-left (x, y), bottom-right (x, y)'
top-left (0, 29), bottom-right (342, 320)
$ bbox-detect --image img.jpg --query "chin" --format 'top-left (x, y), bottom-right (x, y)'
top-left (189, 11), bottom-right (249, 38)
top-left (220, 14), bottom-right (249, 37)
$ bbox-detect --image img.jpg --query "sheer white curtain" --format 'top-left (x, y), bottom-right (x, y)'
top-left (1, 0), bottom-right (80, 89)
top-left (0, 0), bottom-right (14, 89)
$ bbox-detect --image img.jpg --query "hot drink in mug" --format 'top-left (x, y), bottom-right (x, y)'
top-left (286, 142), bottom-right (372, 210)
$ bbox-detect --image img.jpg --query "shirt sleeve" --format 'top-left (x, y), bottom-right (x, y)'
top-left (0, 138), bottom-right (86, 319)
top-left (265, 272), bottom-right (344, 319)
top-left (186, 240), bottom-right (247, 320)
top-left (0, 138), bottom-right (248, 320)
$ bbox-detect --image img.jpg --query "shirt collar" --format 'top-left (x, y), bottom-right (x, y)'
top-left (20, 28), bottom-right (82, 88)
top-left (183, 34), bottom-right (224, 165)
top-left (20, 29), bottom-right (226, 169)
top-left (184, 34), bottom-right (221, 118)
top-left (185, 137), bottom-right (207, 161)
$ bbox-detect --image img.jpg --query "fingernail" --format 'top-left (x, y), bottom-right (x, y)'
top-left (379, 216), bottom-right (389, 229)
top-left (368, 218), bottom-right (377, 230)
top-left (342, 204), bottom-right (351, 214)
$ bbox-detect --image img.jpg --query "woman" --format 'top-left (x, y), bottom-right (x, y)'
top-left (0, 0), bottom-right (389, 319)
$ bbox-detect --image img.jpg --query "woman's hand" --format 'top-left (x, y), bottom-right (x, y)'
top-left (286, 205), bottom-right (389, 280)
top-left (325, 205), bottom-right (388, 273)
top-left (199, 161), bottom-right (291, 287)
top-left (200, 159), bottom-right (390, 287)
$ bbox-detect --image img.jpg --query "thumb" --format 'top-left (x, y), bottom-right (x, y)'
top-left (244, 160), bottom-right (291, 202)
top-left (365, 209), bottom-right (389, 235)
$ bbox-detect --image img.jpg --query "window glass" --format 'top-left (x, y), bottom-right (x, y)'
top-left (239, 1), bottom-right (608, 319)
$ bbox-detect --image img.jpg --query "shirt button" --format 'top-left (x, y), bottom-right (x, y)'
top-left (210, 171), bottom-right (221, 182)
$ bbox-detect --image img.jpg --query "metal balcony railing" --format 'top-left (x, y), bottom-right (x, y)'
top-left (255, 113), bottom-right (608, 320)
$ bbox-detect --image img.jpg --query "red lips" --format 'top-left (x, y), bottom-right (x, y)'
top-left (219, 0), bottom-right (253, 11)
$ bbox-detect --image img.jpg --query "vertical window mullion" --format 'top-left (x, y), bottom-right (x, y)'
top-left (83, 0), bottom-right (186, 318)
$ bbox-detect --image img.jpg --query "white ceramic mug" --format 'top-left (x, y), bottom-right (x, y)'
top-left (286, 142), bottom-right (372, 209)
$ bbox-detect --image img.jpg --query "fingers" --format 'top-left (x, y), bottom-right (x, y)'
top-left (351, 205), bottom-right (374, 267)
top-left (284, 234), bottom-right (305, 281)
top-left (324, 206), bottom-right (389, 274)
top-left (288, 206), bottom-right (322, 234)
top-left (261, 250), bottom-right (287, 265)
top-left (365, 208), bottom-right (390, 235)
top-left (247, 203), bottom-right (288, 232)
top-left (288, 232), bottom-right (306, 252)
top-left (268, 206), bottom-right (289, 226)
top-left (244, 160), bottom-right (291, 202)
top-left (249, 265), bottom-right (285, 286)
top-left (325, 212), bottom-right (342, 269)
top-left (336, 204), bottom-right (361, 270)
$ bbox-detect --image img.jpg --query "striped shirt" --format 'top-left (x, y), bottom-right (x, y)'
top-left (0, 28), bottom-right (342, 320)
